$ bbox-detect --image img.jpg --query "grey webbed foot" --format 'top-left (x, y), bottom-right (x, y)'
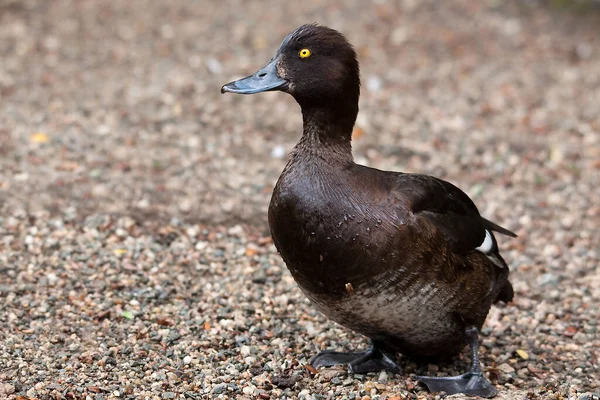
top-left (310, 351), bottom-right (366, 368)
top-left (310, 342), bottom-right (402, 374)
top-left (418, 371), bottom-right (497, 398)
top-left (416, 327), bottom-right (498, 398)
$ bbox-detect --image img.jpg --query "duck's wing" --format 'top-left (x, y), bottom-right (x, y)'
top-left (395, 173), bottom-right (516, 269)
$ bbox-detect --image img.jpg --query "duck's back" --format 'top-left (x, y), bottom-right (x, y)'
top-left (268, 161), bottom-right (513, 357)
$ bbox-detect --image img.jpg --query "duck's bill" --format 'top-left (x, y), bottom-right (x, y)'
top-left (221, 58), bottom-right (288, 94)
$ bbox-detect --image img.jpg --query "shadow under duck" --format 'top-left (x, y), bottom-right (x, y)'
top-left (222, 24), bottom-right (516, 398)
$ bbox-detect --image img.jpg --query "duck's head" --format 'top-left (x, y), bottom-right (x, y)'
top-left (221, 24), bottom-right (360, 111)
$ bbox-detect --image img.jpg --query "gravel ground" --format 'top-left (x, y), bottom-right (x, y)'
top-left (1, 0), bottom-right (599, 399)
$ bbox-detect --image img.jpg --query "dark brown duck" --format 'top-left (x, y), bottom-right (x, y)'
top-left (221, 24), bottom-right (516, 398)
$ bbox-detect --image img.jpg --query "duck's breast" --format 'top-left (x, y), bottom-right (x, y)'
top-left (268, 165), bottom-right (405, 295)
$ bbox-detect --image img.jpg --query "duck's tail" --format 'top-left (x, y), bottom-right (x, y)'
top-left (494, 280), bottom-right (514, 303)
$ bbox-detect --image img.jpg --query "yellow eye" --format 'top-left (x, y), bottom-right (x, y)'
top-left (299, 48), bottom-right (311, 58)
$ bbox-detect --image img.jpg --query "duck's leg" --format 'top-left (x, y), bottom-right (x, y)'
top-left (310, 340), bottom-right (402, 374)
top-left (416, 327), bottom-right (497, 398)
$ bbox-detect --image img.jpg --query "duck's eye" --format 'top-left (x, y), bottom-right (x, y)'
top-left (299, 48), bottom-right (311, 59)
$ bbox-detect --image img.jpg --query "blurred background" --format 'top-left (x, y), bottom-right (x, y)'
top-left (0, 0), bottom-right (599, 398)
top-left (1, 0), bottom-right (598, 227)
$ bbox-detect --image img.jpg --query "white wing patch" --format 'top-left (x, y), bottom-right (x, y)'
top-left (475, 230), bottom-right (506, 268)
top-left (475, 230), bottom-right (494, 254)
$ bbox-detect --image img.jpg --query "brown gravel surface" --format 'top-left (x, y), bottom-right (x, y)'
top-left (1, 0), bottom-right (599, 399)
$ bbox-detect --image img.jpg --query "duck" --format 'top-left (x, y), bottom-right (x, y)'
top-left (221, 24), bottom-right (516, 398)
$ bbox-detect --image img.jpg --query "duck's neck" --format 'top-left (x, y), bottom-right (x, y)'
top-left (293, 103), bottom-right (357, 165)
